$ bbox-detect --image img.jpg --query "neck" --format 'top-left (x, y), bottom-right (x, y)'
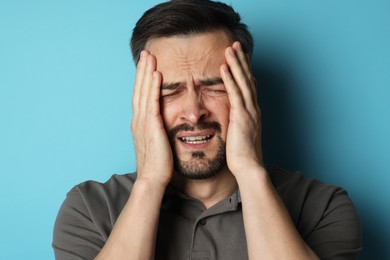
top-left (170, 167), bottom-right (237, 209)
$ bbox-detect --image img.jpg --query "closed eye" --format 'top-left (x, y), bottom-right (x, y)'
top-left (160, 87), bottom-right (186, 101)
top-left (199, 77), bottom-right (226, 94)
top-left (205, 89), bottom-right (226, 93)
top-left (161, 91), bottom-right (179, 99)
top-left (202, 87), bottom-right (227, 96)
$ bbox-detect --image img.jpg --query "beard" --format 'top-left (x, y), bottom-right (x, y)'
top-left (168, 122), bottom-right (227, 180)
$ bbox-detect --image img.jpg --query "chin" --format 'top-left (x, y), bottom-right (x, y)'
top-left (173, 137), bottom-right (227, 180)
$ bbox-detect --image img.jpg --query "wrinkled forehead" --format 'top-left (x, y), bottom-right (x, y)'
top-left (144, 31), bottom-right (232, 76)
top-left (144, 30), bottom-right (232, 53)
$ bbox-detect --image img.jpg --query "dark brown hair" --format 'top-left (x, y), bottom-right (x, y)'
top-left (130, 0), bottom-right (253, 63)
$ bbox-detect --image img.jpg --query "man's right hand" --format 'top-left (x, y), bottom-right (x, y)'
top-left (96, 52), bottom-right (172, 259)
top-left (131, 50), bottom-right (173, 187)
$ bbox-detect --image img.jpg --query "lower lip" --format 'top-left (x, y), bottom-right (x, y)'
top-left (178, 136), bottom-right (214, 150)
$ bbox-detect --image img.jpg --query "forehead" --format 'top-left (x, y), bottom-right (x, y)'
top-left (144, 31), bottom-right (232, 81)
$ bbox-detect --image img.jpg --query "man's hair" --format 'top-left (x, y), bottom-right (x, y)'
top-left (130, 0), bottom-right (253, 63)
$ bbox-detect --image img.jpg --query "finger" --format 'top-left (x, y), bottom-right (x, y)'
top-left (133, 50), bottom-right (148, 112)
top-left (225, 45), bottom-right (256, 112)
top-left (233, 42), bottom-right (251, 79)
top-left (147, 71), bottom-right (162, 117)
top-left (220, 63), bottom-right (245, 111)
top-left (232, 42), bottom-right (259, 114)
top-left (245, 55), bottom-right (259, 109)
top-left (139, 54), bottom-right (157, 118)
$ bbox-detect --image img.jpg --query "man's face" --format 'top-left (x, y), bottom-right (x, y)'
top-left (145, 30), bottom-right (232, 179)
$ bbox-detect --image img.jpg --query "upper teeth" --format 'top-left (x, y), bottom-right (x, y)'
top-left (181, 135), bottom-right (211, 141)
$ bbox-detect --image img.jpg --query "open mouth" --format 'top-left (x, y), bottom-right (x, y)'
top-left (179, 135), bottom-right (214, 144)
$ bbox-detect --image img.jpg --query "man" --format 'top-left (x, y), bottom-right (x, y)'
top-left (53, 0), bottom-right (361, 259)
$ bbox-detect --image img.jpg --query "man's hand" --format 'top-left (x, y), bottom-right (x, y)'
top-left (220, 42), bottom-right (263, 176)
top-left (132, 51), bottom-right (173, 187)
top-left (220, 42), bottom-right (319, 260)
top-left (96, 51), bottom-right (172, 260)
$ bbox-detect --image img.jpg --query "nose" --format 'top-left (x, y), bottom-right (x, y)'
top-left (180, 90), bottom-right (209, 124)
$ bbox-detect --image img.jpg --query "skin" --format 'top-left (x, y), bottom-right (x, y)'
top-left (95, 30), bottom-right (319, 260)
top-left (144, 31), bottom-right (243, 205)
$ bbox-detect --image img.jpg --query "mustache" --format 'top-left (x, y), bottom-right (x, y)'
top-left (168, 121), bottom-right (222, 141)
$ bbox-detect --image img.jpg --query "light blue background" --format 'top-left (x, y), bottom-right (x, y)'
top-left (0, 0), bottom-right (389, 259)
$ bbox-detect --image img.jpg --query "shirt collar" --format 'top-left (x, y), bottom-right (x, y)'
top-left (163, 184), bottom-right (242, 210)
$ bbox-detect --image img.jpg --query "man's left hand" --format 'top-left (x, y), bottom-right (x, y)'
top-left (220, 41), bottom-right (263, 176)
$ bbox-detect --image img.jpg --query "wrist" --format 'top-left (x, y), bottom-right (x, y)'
top-left (134, 176), bottom-right (168, 196)
top-left (229, 157), bottom-right (264, 175)
top-left (136, 165), bottom-right (173, 188)
top-left (232, 162), bottom-right (268, 185)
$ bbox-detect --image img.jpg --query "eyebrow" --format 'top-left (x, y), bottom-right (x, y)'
top-left (161, 77), bottom-right (224, 90)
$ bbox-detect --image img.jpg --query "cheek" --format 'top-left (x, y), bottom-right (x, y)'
top-left (203, 96), bottom-right (231, 129)
top-left (203, 95), bottom-right (230, 115)
top-left (160, 102), bottom-right (180, 129)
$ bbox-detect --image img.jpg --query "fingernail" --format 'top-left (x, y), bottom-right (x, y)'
top-left (228, 47), bottom-right (235, 56)
top-left (140, 51), bottom-right (146, 60)
top-left (235, 41), bottom-right (242, 50)
top-left (146, 55), bottom-right (152, 65)
top-left (222, 64), bottom-right (229, 72)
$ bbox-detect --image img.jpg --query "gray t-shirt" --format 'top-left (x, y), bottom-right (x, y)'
top-left (53, 166), bottom-right (361, 259)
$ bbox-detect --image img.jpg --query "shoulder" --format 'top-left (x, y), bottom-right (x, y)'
top-left (75, 173), bottom-right (137, 201)
top-left (69, 173), bottom-right (137, 222)
top-left (53, 173), bottom-right (137, 259)
top-left (267, 165), bottom-right (356, 222)
top-left (267, 165), bottom-right (360, 231)
top-left (267, 166), bottom-right (362, 257)
top-left (268, 165), bottom-right (346, 207)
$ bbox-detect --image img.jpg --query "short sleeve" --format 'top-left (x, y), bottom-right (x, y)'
top-left (269, 166), bottom-right (362, 259)
top-left (52, 186), bottom-right (104, 260)
top-left (305, 188), bottom-right (362, 259)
